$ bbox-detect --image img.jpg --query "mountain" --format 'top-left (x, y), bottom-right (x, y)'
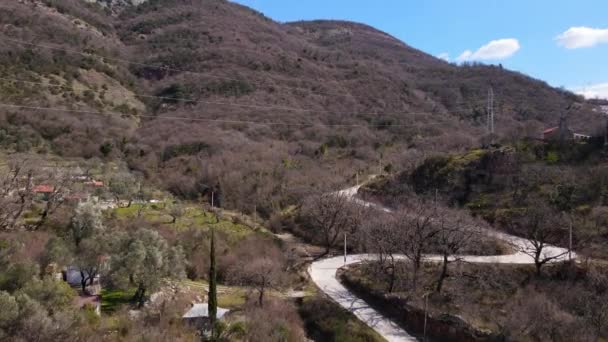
top-left (0, 0), bottom-right (604, 215)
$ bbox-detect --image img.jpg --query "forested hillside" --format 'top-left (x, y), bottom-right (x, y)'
top-left (0, 0), bottom-right (604, 216)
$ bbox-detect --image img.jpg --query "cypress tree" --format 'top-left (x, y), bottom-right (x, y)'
top-left (208, 227), bottom-right (217, 329)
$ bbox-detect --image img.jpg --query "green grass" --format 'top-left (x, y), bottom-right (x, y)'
top-left (113, 204), bottom-right (260, 243)
top-left (100, 288), bottom-right (136, 313)
top-left (181, 279), bottom-right (247, 309)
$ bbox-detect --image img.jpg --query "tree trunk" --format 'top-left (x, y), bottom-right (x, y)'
top-left (133, 283), bottom-right (146, 308)
top-left (138, 287), bottom-right (146, 308)
top-left (208, 228), bottom-right (218, 327)
top-left (258, 286), bottom-right (265, 307)
top-left (80, 271), bottom-right (88, 293)
top-left (436, 254), bottom-right (449, 293)
top-left (535, 260), bottom-right (542, 277)
top-left (387, 255), bottom-right (396, 293)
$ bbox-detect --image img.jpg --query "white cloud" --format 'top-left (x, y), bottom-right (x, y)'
top-left (456, 38), bottom-right (520, 62)
top-left (437, 52), bottom-right (450, 61)
top-left (574, 83), bottom-right (608, 99)
top-left (437, 52), bottom-right (450, 62)
top-left (556, 27), bottom-right (608, 49)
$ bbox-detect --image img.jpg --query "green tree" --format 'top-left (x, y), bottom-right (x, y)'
top-left (70, 202), bottom-right (104, 248)
top-left (111, 229), bottom-right (185, 307)
top-left (0, 291), bottom-right (19, 339)
top-left (41, 236), bottom-right (73, 272)
top-left (75, 235), bottom-right (111, 293)
top-left (108, 173), bottom-right (139, 208)
top-left (18, 277), bottom-right (76, 313)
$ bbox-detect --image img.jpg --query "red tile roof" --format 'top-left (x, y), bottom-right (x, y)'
top-left (33, 185), bottom-right (54, 193)
top-left (543, 127), bottom-right (558, 134)
top-left (85, 180), bottom-right (104, 187)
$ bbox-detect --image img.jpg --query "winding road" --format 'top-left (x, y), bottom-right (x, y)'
top-left (308, 185), bottom-right (573, 342)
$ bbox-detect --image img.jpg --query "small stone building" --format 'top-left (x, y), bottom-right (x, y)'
top-left (182, 303), bottom-right (229, 331)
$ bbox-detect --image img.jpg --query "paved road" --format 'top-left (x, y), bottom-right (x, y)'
top-left (309, 185), bottom-right (573, 342)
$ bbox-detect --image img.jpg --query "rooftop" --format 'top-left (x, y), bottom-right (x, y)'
top-left (183, 303), bottom-right (229, 319)
top-left (33, 185), bottom-right (54, 193)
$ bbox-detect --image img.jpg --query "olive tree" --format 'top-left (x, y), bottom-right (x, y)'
top-left (111, 229), bottom-right (186, 306)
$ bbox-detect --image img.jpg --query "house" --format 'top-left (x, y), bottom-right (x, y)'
top-left (182, 303), bottom-right (229, 331)
top-left (64, 266), bottom-right (100, 288)
top-left (63, 192), bottom-right (91, 204)
top-left (33, 185), bottom-right (54, 201)
top-left (543, 115), bottom-right (573, 142)
top-left (84, 180), bottom-right (104, 188)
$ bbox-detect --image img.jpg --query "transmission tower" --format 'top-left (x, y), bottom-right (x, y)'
top-left (487, 87), bottom-right (495, 135)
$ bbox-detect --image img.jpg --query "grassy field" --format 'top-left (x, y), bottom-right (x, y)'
top-left (100, 288), bottom-right (137, 313)
top-left (181, 279), bottom-right (248, 309)
top-left (113, 203), bottom-right (271, 243)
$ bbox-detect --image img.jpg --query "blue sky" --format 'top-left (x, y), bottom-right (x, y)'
top-left (232, 0), bottom-right (608, 98)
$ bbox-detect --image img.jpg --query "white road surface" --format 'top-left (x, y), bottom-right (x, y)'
top-left (308, 185), bottom-right (573, 342)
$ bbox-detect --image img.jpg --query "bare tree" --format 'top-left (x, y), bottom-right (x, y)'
top-left (360, 215), bottom-right (401, 293)
top-left (434, 207), bottom-right (479, 293)
top-left (583, 267), bottom-right (608, 339)
top-left (303, 193), bottom-right (361, 258)
top-left (227, 238), bottom-right (285, 307)
top-left (508, 198), bottom-right (568, 276)
top-left (31, 167), bottom-right (73, 230)
top-left (0, 157), bottom-right (35, 230)
top-left (395, 199), bottom-right (439, 289)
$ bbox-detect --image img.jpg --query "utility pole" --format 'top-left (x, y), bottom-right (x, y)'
top-left (344, 232), bottom-right (347, 265)
top-left (604, 112), bottom-right (608, 147)
top-left (487, 87), bottom-right (495, 135)
top-left (569, 218), bottom-right (573, 261)
top-left (423, 292), bottom-right (429, 342)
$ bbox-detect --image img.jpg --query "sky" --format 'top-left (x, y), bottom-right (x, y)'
top-left (232, 0), bottom-right (608, 99)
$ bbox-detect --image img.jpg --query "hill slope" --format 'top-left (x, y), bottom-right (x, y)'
top-left (0, 0), bottom-right (604, 214)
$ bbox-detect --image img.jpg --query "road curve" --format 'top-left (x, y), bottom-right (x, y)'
top-left (308, 185), bottom-right (573, 342)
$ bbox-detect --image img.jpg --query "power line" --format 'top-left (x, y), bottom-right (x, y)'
top-left (0, 103), bottom-right (463, 128)
top-left (0, 36), bottom-right (357, 100)
top-left (0, 76), bottom-right (488, 117)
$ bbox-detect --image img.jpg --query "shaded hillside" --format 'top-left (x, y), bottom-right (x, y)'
top-left (0, 0), bottom-right (604, 215)
top-left (363, 138), bottom-right (608, 258)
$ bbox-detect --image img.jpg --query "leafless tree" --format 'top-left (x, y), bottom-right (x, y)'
top-left (434, 207), bottom-right (480, 293)
top-left (359, 214), bottom-right (401, 293)
top-left (302, 193), bottom-right (362, 259)
top-left (583, 268), bottom-right (608, 339)
top-left (508, 198), bottom-right (568, 276)
top-left (0, 157), bottom-right (35, 230)
top-left (394, 199), bottom-right (439, 289)
top-left (227, 239), bottom-right (285, 307)
top-left (30, 167), bottom-right (73, 230)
